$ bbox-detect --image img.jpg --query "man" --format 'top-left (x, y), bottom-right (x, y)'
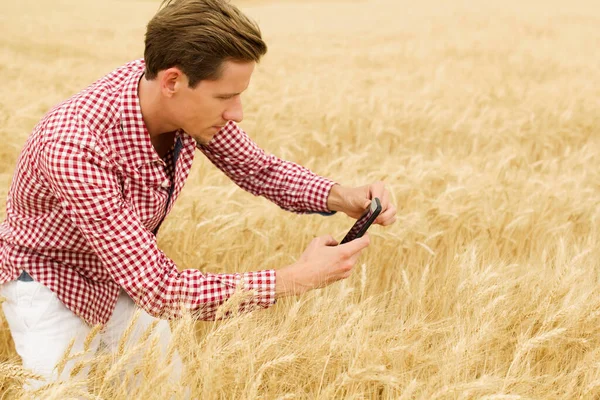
top-left (0, 0), bottom-right (397, 391)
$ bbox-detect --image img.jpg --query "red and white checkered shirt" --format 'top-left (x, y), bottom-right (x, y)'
top-left (0, 59), bottom-right (337, 326)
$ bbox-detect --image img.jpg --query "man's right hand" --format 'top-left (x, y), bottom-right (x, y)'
top-left (275, 233), bottom-right (371, 298)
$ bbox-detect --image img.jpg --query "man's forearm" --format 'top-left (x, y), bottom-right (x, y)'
top-left (197, 123), bottom-right (339, 214)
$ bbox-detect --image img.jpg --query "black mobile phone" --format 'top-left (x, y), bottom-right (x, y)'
top-left (339, 198), bottom-right (382, 244)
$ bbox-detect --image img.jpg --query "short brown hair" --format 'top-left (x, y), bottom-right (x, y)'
top-left (144, 0), bottom-right (267, 87)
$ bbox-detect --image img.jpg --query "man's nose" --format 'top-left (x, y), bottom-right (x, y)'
top-left (223, 96), bottom-right (243, 123)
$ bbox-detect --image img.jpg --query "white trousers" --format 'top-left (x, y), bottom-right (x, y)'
top-left (0, 279), bottom-right (185, 394)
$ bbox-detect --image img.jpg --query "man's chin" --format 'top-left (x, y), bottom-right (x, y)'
top-left (193, 137), bottom-right (206, 146)
top-left (193, 135), bottom-right (214, 146)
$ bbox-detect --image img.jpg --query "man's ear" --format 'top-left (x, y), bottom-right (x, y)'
top-left (159, 67), bottom-right (185, 97)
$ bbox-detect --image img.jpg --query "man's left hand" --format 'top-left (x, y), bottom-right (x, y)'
top-left (327, 182), bottom-right (397, 226)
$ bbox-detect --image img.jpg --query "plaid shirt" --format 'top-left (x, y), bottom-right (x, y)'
top-left (0, 59), bottom-right (337, 326)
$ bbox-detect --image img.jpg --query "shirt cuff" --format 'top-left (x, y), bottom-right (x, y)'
top-left (236, 269), bottom-right (277, 308)
top-left (303, 176), bottom-right (338, 216)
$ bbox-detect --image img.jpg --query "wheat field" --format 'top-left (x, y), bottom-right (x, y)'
top-left (1, 0), bottom-right (600, 398)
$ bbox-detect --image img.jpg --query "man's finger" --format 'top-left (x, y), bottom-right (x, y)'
top-left (364, 183), bottom-right (386, 210)
top-left (377, 212), bottom-right (397, 226)
top-left (382, 216), bottom-right (397, 226)
top-left (376, 204), bottom-right (396, 225)
top-left (381, 189), bottom-right (390, 210)
top-left (374, 187), bottom-right (391, 224)
top-left (339, 233), bottom-right (370, 254)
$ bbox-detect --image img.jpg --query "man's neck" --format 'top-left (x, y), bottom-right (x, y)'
top-left (138, 74), bottom-right (177, 139)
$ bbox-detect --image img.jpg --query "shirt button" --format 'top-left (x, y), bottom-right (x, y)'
top-left (161, 179), bottom-right (170, 188)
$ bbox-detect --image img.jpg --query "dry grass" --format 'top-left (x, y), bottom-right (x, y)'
top-left (1, 0), bottom-right (600, 398)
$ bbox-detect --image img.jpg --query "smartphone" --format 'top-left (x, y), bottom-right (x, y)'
top-left (339, 197), bottom-right (382, 244)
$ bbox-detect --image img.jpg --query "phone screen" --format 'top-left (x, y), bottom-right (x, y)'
top-left (340, 198), bottom-right (382, 244)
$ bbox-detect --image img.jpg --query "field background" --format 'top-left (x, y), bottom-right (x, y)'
top-left (1, 0), bottom-right (600, 398)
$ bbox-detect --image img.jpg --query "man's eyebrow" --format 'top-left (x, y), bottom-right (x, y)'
top-left (215, 83), bottom-right (250, 98)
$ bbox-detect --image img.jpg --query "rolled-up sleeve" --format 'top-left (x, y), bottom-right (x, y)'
top-left (197, 121), bottom-right (338, 216)
top-left (39, 139), bottom-right (276, 320)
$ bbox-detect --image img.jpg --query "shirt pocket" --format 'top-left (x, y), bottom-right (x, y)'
top-left (123, 165), bottom-right (170, 232)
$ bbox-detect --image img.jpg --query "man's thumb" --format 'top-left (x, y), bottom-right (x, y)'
top-left (323, 235), bottom-right (339, 246)
top-left (345, 233), bottom-right (370, 252)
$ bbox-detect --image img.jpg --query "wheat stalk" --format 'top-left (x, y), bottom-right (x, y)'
top-left (246, 354), bottom-right (297, 399)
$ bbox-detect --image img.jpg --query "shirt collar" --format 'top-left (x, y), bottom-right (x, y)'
top-left (117, 63), bottom-right (162, 168)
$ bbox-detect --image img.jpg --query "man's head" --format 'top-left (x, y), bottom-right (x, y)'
top-left (142, 0), bottom-right (267, 144)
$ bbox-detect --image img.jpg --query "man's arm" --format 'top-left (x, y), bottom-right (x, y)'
top-left (196, 121), bottom-right (338, 216)
top-left (39, 139), bottom-right (276, 320)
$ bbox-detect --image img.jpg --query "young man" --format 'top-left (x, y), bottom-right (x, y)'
top-left (0, 0), bottom-right (397, 390)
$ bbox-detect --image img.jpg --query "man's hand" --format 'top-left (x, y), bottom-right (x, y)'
top-left (275, 234), bottom-right (370, 298)
top-left (327, 182), bottom-right (397, 226)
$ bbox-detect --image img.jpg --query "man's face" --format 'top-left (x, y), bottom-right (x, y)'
top-left (165, 60), bottom-right (255, 145)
